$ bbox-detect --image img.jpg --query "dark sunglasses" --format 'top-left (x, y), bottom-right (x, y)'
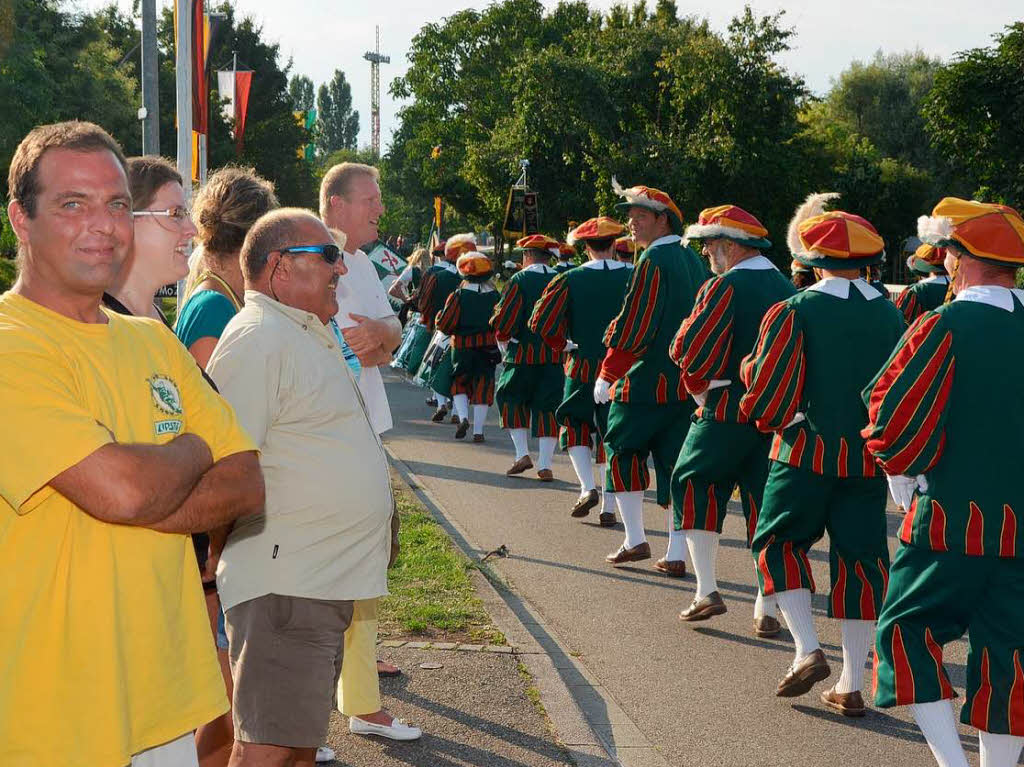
top-left (276, 243), bottom-right (343, 264)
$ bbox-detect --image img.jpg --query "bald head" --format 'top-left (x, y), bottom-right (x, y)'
top-left (241, 208), bottom-right (328, 282)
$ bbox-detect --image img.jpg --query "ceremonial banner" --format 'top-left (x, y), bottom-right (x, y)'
top-left (367, 242), bottom-right (407, 281)
top-left (234, 70), bottom-right (252, 154)
top-left (502, 187), bottom-right (539, 240)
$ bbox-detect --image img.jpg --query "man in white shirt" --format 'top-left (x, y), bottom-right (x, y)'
top-left (207, 208), bottom-right (397, 765)
top-left (320, 162), bottom-right (402, 436)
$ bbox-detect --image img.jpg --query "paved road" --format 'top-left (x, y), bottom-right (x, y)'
top-left (382, 371), bottom-right (977, 767)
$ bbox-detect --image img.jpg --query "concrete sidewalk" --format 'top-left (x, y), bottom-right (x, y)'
top-left (380, 370), bottom-right (981, 767)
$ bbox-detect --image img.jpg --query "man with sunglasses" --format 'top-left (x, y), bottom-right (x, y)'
top-left (206, 208), bottom-right (397, 767)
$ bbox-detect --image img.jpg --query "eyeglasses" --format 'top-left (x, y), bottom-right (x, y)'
top-left (132, 206), bottom-right (192, 231)
top-left (276, 244), bottom-right (343, 265)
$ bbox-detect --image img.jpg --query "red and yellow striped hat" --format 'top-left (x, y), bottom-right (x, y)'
top-left (614, 236), bottom-right (637, 258)
top-left (790, 258), bottom-right (813, 275)
top-left (918, 197), bottom-right (1024, 266)
top-left (685, 205), bottom-right (771, 249)
top-left (516, 234), bottom-right (560, 254)
top-left (612, 177), bottom-right (683, 234)
top-left (567, 216), bottom-right (627, 246)
top-left (907, 243), bottom-right (947, 275)
top-left (794, 211), bottom-right (885, 269)
top-left (456, 251), bottom-right (494, 278)
top-left (444, 233), bottom-right (477, 261)
top-left (558, 243), bottom-right (576, 258)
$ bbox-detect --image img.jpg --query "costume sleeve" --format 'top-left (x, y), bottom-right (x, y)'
top-left (490, 280), bottom-right (525, 342)
top-left (860, 312), bottom-right (955, 476)
top-left (895, 287), bottom-right (922, 325)
top-left (528, 273), bottom-right (570, 352)
top-left (435, 292), bottom-right (461, 336)
top-left (417, 272), bottom-right (439, 329)
top-left (599, 259), bottom-right (663, 381)
top-left (670, 276), bottom-right (734, 393)
top-left (738, 301), bottom-right (806, 432)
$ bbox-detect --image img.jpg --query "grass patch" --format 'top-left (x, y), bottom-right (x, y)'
top-left (379, 479), bottom-right (500, 644)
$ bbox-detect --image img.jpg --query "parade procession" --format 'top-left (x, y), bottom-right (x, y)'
top-left (3, 1), bottom-right (1024, 765)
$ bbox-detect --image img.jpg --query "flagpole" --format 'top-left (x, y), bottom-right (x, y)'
top-left (175, 0), bottom-right (193, 306)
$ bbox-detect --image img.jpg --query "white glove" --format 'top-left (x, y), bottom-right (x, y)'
top-left (784, 412), bottom-right (806, 429)
top-left (692, 389), bottom-right (708, 407)
top-left (691, 379), bottom-right (731, 408)
top-left (497, 340), bottom-right (509, 356)
top-left (594, 378), bottom-right (612, 404)
top-left (564, 339), bottom-right (578, 352)
top-left (887, 474), bottom-right (917, 510)
top-left (916, 474), bottom-right (929, 494)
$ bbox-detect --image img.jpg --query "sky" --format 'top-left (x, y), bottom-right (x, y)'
top-left (76, 0), bottom-right (1020, 150)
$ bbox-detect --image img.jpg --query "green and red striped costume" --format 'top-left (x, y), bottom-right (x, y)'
top-left (529, 259), bottom-right (631, 461)
top-left (491, 265), bottom-right (563, 437)
top-left (894, 276), bottom-right (949, 324)
top-left (669, 257), bottom-right (795, 541)
top-left (863, 288), bottom-right (1024, 733)
top-left (740, 278), bottom-right (905, 618)
top-left (436, 285), bottom-right (500, 405)
top-left (599, 236), bottom-right (709, 504)
top-left (417, 262), bottom-right (462, 396)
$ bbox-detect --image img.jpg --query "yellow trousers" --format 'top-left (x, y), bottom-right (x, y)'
top-left (336, 598), bottom-right (382, 716)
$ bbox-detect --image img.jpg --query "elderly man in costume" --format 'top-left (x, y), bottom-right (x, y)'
top-left (417, 233), bottom-right (477, 422)
top-left (669, 205), bottom-right (795, 636)
top-left (529, 217), bottom-right (632, 523)
top-left (491, 235), bottom-right (563, 480)
top-left (435, 251), bottom-right (501, 441)
top-left (595, 181), bottom-right (709, 573)
top-left (894, 242), bottom-right (950, 324)
top-left (864, 199), bottom-right (1024, 767)
top-left (740, 193), bottom-right (905, 714)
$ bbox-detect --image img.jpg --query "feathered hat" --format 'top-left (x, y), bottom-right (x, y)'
top-left (444, 233), bottom-right (477, 262)
top-left (567, 216), bottom-right (628, 246)
top-left (918, 198), bottom-right (1024, 266)
top-left (787, 192), bottom-right (884, 268)
top-left (685, 205), bottom-right (771, 250)
top-left (612, 177), bottom-right (683, 235)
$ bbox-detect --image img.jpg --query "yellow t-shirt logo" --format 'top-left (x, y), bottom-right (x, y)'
top-left (148, 374), bottom-right (183, 435)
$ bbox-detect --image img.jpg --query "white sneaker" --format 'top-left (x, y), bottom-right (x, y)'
top-left (315, 745), bottom-right (336, 763)
top-left (349, 715), bottom-right (423, 741)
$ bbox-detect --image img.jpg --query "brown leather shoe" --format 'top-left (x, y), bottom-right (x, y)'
top-left (537, 469), bottom-right (554, 482)
top-left (570, 489), bottom-right (600, 517)
top-left (450, 414), bottom-right (461, 425)
top-left (506, 455), bottom-right (534, 476)
top-left (430, 406), bottom-right (448, 423)
top-left (472, 434), bottom-right (485, 443)
top-left (753, 615), bottom-right (783, 638)
top-left (426, 396), bottom-right (438, 407)
top-left (820, 686), bottom-right (866, 717)
top-left (598, 511), bottom-right (617, 527)
top-left (606, 541), bottom-right (651, 564)
top-left (777, 649), bottom-right (831, 697)
top-left (455, 419), bottom-right (470, 439)
top-left (679, 591), bottom-right (727, 621)
top-left (653, 557), bottom-right (687, 578)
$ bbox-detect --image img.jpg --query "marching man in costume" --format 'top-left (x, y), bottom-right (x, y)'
top-left (418, 233), bottom-right (477, 423)
top-left (491, 235), bottom-right (563, 481)
top-left (669, 205), bottom-right (795, 636)
top-left (740, 194), bottom-right (905, 713)
top-left (554, 242), bottom-right (577, 273)
top-left (864, 199), bottom-right (1024, 767)
top-left (435, 251), bottom-right (501, 441)
top-left (529, 217), bottom-right (632, 524)
top-left (895, 242), bottom-right (950, 324)
top-left (596, 180), bottom-right (708, 573)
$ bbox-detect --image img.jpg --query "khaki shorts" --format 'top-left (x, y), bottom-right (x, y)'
top-left (225, 594), bottom-right (354, 747)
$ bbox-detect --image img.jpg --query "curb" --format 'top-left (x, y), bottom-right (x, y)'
top-left (387, 447), bottom-right (670, 767)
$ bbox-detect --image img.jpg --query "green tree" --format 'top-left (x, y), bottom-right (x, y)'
top-left (924, 23), bottom-right (1024, 205)
top-left (316, 69), bottom-right (359, 156)
top-left (288, 74), bottom-right (315, 111)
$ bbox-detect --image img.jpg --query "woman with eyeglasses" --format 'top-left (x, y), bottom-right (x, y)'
top-left (176, 166), bottom-right (278, 368)
top-left (103, 156), bottom-right (197, 323)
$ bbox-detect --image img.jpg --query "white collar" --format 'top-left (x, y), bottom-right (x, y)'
top-left (462, 282), bottom-right (496, 293)
top-left (437, 261), bottom-right (458, 273)
top-left (922, 275), bottom-right (949, 284)
top-left (807, 277), bottom-right (882, 301)
top-left (647, 235), bottom-right (682, 249)
top-left (523, 263), bottom-right (555, 274)
top-left (729, 254), bottom-right (776, 272)
top-left (582, 259), bottom-right (627, 271)
top-left (954, 285), bottom-right (1024, 312)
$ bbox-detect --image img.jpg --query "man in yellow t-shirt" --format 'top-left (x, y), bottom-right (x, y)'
top-left (0, 121), bottom-right (264, 767)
